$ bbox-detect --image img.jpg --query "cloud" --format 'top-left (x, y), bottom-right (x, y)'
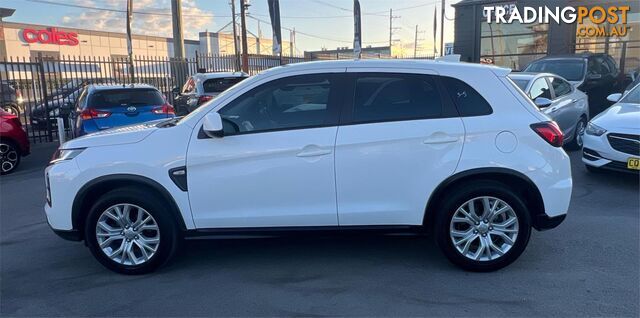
top-left (60, 0), bottom-right (213, 40)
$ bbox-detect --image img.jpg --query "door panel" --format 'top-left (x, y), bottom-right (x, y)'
top-left (335, 119), bottom-right (464, 225)
top-left (187, 127), bottom-right (339, 228)
top-left (335, 71), bottom-right (464, 226)
top-left (186, 72), bottom-right (344, 229)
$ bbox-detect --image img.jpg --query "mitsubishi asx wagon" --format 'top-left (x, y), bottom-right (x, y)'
top-left (45, 59), bottom-right (572, 274)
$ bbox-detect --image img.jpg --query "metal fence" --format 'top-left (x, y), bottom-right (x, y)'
top-left (0, 52), bottom-right (433, 143)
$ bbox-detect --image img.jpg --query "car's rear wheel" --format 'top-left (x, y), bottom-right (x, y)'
top-left (435, 180), bottom-right (531, 272)
top-left (0, 141), bottom-right (21, 175)
top-left (85, 187), bottom-right (179, 275)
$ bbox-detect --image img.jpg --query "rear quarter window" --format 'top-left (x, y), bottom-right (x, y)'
top-left (88, 88), bottom-right (165, 108)
top-left (440, 77), bottom-right (493, 116)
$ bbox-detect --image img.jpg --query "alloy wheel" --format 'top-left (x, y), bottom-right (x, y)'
top-left (449, 196), bottom-right (519, 261)
top-left (96, 203), bottom-right (160, 266)
top-left (0, 143), bottom-right (19, 173)
top-left (576, 120), bottom-right (586, 147)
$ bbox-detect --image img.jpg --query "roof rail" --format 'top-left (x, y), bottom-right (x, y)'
top-left (435, 54), bottom-right (461, 62)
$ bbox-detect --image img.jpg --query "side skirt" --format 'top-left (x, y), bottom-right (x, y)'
top-left (184, 225), bottom-right (427, 240)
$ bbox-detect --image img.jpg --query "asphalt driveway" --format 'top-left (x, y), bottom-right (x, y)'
top-left (1, 143), bottom-right (638, 317)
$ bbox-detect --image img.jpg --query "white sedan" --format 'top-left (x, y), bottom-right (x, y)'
top-left (582, 84), bottom-right (640, 173)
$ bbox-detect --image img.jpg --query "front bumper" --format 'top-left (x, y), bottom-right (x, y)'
top-left (582, 131), bottom-right (640, 173)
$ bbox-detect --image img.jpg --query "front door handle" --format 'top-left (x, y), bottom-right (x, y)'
top-left (296, 147), bottom-right (332, 157)
top-left (549, 106), bottom-right (559, 113)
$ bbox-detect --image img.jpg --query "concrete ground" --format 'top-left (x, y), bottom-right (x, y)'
top-left (1, 143), bottom-right (638, 317)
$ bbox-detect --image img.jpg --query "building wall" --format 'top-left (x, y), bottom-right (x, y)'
top-left (0, 22), bottom-right (200, 60)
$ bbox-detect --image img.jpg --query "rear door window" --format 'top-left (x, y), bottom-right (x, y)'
top-left (350, 73), bottom-right (446, 123)
top-left (549, 77), bottom-right (572, 98)
top-left (88, 88), bottom-right (165, 108)
top-left (203, 77), bottom-right (245, 93)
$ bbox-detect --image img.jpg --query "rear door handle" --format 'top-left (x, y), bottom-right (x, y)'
top-left (423, 134), bottom-right (459, 145)
top-left (549, 106), bottom-right (559, 113)
top-left (296, 147), bottom-right (332, 157)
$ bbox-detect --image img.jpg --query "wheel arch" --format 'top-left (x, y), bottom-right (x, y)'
top-left (423, 168), bottom-right (547, 230)
top-left (71, 174), bottom-right (187, 238)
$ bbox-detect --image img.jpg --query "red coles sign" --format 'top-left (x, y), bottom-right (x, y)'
top-left (22, 28), bottom-right (79, 46)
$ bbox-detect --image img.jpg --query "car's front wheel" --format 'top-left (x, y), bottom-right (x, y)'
top-left (85, 187), bottom-right (179, 275)
top-left (435, 180), bottom-right (532, 272)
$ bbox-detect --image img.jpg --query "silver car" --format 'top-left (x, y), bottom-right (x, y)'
top-left (509, 72), bottom-right (590, 149)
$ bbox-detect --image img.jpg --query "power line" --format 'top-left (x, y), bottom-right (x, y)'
top-left (17, 0), bottom-right (230, 18)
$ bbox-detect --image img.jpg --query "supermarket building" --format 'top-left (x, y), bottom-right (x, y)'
top-left (0, 21), bottom-right (292, 60)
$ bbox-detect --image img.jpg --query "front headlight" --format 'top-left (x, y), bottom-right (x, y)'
top-left (49, 108), bottom-right (60, 117)
top-left (50, 148), bottom-right (85, 164)
top-left (585, 122), bottom-right (607, 136)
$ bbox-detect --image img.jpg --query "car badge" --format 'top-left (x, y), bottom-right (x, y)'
top-left (127, 106), bottom-right (137, 112)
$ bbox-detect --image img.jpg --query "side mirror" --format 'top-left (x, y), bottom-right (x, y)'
top-left (607, 93), bottom-right (622, 102)
top-left (534, 97), bottom-right (553, 108)
top-left (202, 112), bottom-right (223, 138)
top-left (586, 73), bottom-right (602, 81)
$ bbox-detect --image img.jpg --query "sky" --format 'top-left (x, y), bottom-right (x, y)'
top-left (1, 0), bottom-right (459, 55)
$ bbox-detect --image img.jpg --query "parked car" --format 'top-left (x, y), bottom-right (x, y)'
top-left (0, 109), bottom-right (30, 174)
top-left (45, 60), bottom-right (571, 274)
top-left (172, 72), bottom-right (248, 115)
top-left (1, 81), bottom-right (24, 116)
top-left (509, 72), bottom-right (589, 149)
top-left (31, 86), bottom-right (84, 129)
top-left (623, 72), bottom-right (640, 96)
top-left (73, 84), bottom-right (175, 136)
top-left (524, 53), bottom-right (623, 115)
top-left (582, 83), bottom-right (640, 173)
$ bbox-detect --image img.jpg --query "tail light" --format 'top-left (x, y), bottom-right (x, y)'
top-left (0, 111), bottom-right (17, 119)
top-left (152, 103), bottom-right (175, 115)
top-left (531, 121), bottom-right (564, 147)
top-left (197, 95), bottom-right (214, 106)
top-left (80, 108), bottom-right (111, 120)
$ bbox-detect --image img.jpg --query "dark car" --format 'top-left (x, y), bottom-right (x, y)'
top-left (31, 86), bottom-right (83, 130)
top-left (524, 53), bottom-right (624, 115)
top-left (73, 84), bottom-right (175, 136)
top-left (1, 81), bottom-right (24, 116)
top-left (172, 72), bottom-right (248, 115)
top-left (0, 109), bottom-right (30, 174)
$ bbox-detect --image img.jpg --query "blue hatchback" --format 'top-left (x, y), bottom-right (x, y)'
top-left (74, 84), bottom-right (175, 136)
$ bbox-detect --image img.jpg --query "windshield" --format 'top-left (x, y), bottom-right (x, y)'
top-left (176, 75), bottom-right (252, 124)
top-left (620, 84), bottom-right (640, 104)
top-left (524, 60), bottom-right (586, 81)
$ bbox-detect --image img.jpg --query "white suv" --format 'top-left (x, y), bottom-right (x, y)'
top-left (45, 60), bottom-right (572, 274)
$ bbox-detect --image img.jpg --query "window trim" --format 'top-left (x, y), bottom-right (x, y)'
top-left (212, 73), bottom-right (345, 137)
top-left (339, 72), bottom-right (460, 126)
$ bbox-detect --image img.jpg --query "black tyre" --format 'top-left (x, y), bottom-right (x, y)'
top-left (435, 180), bottom-right (532, 272)
top-left (85, 187), bottom-right (179, 275)
top-left (2, 104), bottom-right (20, 116)
top-left (0, 140), bottom-right (21, 175)
top-left (566, 117), bottom-right (587, 150)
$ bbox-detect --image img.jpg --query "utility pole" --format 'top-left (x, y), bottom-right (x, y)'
top-left (240, 0), bottom-right (249, 73)
top-left (389, 8), bottom-right (400, 57)
top-left (126, 0), bottom-right (135, 83)
top-left (170, 0), bottom-right (185, 58)
top-left (230, 0), bottom-right (241, 71)
top-left (414, 25), bottom-right (418, 58)
top-left (440, 0), bottom-right (445, 56)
